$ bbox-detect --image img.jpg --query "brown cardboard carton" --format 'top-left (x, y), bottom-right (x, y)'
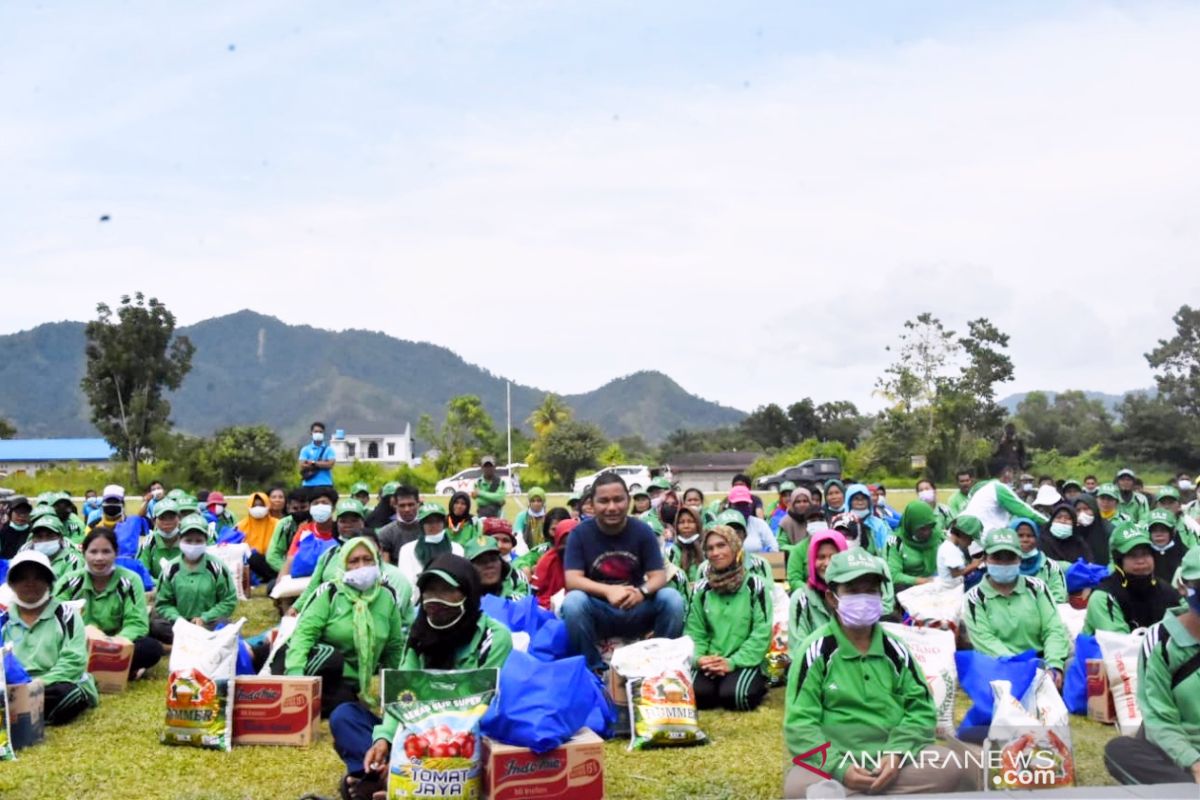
top-left (484, 728), bottom-right (604, 800)
top-left (1086, 657), bottom-right (1115, 724)
top-left (232, 676), bottom-right (321, 746)
top-left (86, 627), bottom-right (134, 694)
top-left (6, 679), bottom-right (45, 750)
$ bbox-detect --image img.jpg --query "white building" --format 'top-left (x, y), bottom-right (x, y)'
top-left (329, 425), bottom-right (414, 465)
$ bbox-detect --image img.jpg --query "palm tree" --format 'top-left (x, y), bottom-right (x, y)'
top-left (528, 394), bottom-right (572, 438)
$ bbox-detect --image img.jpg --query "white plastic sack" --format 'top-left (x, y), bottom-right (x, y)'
top-left (984, 671), bottom-right (1075, 788)
top-left (882, 623), bottom-right (957, 738)
top-left (1056, 604), bottom-right (1087, 656)
top-left (269, 574), bottom-right (310, 600)
top-left (610, 637), bottom-right (706, 750)
top-left (1095, 629), bottom-right (1144, 735)
top-left (895, 581), bottom-right (964, 630)
top-left (207, 543), bottom-right (250, 601)
top-left (256, 615), bottom-right (298, 676)
top-left (161, 618), bottom-right (245, 751)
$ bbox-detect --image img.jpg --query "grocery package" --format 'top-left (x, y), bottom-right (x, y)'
top-left (256, 615), bottom-right (298, 676)
top-left (1056, 604), bottom-right (1087, 651)
top-left (208, 543), bottom-right (251, 601)
top-left (610, 637), bottom-right (707, 751)
top-left (881, 623), bottom-right (957, 738)
top-left (895, 581), bottom-right (963, 632)
top-left (762, 584), bottom-right (791, 686)
top-left (484, 728), bottom-right (604, 800)
top-left (384, 668), bottom-right (498, 800)
top-left (161, 617), bottom-right (245, 751)
top-left (984, 671), bottom-right (1074, 789)
top-left (1095, 629), bottom-right (1144, 735)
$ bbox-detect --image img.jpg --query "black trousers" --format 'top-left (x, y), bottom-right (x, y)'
top-left (269, 643), bottom-right (357, 718)
top-left (1104, 725), bottom-right (1193, 785)
top-left (692, 666), bottom-right (767, 712)
top-left (43, 681), bottom-right (93, 726)
top-left (130, 636), bottom-right (164, 678)
top-left (248, 551), bottom-right (278, 583)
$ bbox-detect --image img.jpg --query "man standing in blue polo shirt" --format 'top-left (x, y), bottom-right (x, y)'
top-left (561, 471), bottom-right (685, 671)
top-left (298, 421), bottom-right (336, 487)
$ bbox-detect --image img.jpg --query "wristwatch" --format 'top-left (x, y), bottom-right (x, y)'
top-left (638, 583), bottom-right (653, 598)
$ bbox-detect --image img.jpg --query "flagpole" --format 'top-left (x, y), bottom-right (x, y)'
top-left (506, 381), bottom-right (512, 471)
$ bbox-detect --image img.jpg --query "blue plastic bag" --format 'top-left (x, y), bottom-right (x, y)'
top-left (116, 556), bottom-right (156, 591)
top-left (1064, 634), bottom-right (1102, 715)
top-left (955, 649), bottom-right (1041, 742)
top-left (290, 534), bottom-right (337, 578)
top-left (114, 515), bottom-right (149, 558)
top-left (216, 527), bottom-right (245, 545)
top-left (3, 648), bottom-right (31, 685)
top-left (529, 618), bottom-right (571, 662)
top-left (480, 650), bottom-right (615, 751)
top-left (0, 558), bottom-right (7, 586)
top-left (213, 622), bottom-right (257, 676)
top-left (1066, 558), bottom-right (1109, 593)
top-left (482, 595), bottom-right (557, 636)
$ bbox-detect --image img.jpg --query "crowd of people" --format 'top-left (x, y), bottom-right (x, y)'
top-left (1, 428), bottom-right (1198, 796)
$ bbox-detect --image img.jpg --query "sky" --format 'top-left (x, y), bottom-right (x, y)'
top-left (2, 1), bottom-right (1197, 413)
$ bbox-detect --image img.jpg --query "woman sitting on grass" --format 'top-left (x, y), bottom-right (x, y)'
top-left (788, 528), bottom-right (847, 653)
top-left (149, 516), bottom-right (239, 644)
top-left (685, 524), bottom-right (772, 711)
top-left (1, 551), bottom-right (98, 725)
top-left (23, 513), bottom-right (83, 581)
top-left (57, 528), bottom-right (163, 679)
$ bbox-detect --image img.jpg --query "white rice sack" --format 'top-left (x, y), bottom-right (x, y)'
top-left (1095, 629), bottom-right (1145, 735)
top-left (161, 618), bottom-right (244, 751)
top-left (269, 574), bottom-right (310, 600)
top-left (256, 615), bottom-right (298, 676)
top-left (207, 543), bottom-right (250, 601)
top-left (882, 623), bottom-right (957, 738)
top-left (896, 581), bottom-right (964, 630)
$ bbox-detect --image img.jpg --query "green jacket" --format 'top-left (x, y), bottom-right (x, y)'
top-left (961, 575), bottom-right (1069, 669)
top-left (29, 543), bottom-right (84, 583)
top-left (684, 574), bottom-right (772, 669)
top-left (137, 532), bottom-right (181, 583)
top-left (1138, 608), bottom-right (1200, 771)
top-left (1117, 493), bottom-right (1149, 525)
top-left (285, 580), bottom-right (408, 685)
top-left (512, 542), bottom-right (550, 573)
top-left (784, 538), bottom-right (809, 592)
top-left (1080, 579), bottom-right (1180, 635)
top-left (488, 564), bottom-right (531, 600)
top-left (1026, 555), bottom-right (1068, 605)
top-left (447, 518), bottom-right (481, 548)
top-left (397, 614), bottom-right (512, 672)
top-left (886, 503), bottom-right (943, 591)
top-left (57, 566), bottom-right (150, 641)
top-left (63, 515), bottom-right (87, 545)
top-left (1, 599), bottom-right (99, 708)
top-left (155, 553), bottom-right (239, 624)
top-left (947, 490), bottom-right (971, 518)
top-left (788, 584), bottom-right (833, 655)
top-left (473, 478), bottom-right (506, 513)
top-left (266, 516), bottom-right (299, 572)
top-left (786, 621), bottom-right (936, 781)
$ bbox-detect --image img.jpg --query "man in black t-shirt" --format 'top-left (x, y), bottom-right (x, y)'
top-left (562, 472), bottom-right (685, 671)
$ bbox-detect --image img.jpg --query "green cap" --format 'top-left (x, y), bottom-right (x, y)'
top-left (1110, 523), bottom-right (1152, 557)
top-left (152, 498), bottom-right (180, 518)
top-left (29, 514), bottom-right (66, 537)
top-left (780, 481), bottom-right (797, 493)
top-left (1115, 468), bottom-right (1136, 480)
top-left (824, 550), bottom-right (889, 585)
top-left (650, 477), bottom-right (672, 491)
top-left (416, 502), bottom-right (447, 523)
top-left (1155, 486), bottom-right (1181, 503)
top-left (950, 514), bottom-right (983, 540)
top-left (35, 492), bottom-right (54, 507)
top-left (178, 516), bottom-right (211, 537)
top-left (1096, 483), bottom-right (1120, 500)
top-left (1179, 547), bottom-right (1200, 582)
top-left (1147, 508), bottom-right (1176, 530)
top-left (335, 498), bottom-right (366, 519)
top-left (417, 568), bottom-right (462, 590)
top-left (464, 534), bottom-right (500, 561)
top-left (166, 488), bottom-right (189, 502)
top-left (49, 491), bottom-right (74, 507)
top-left (527, 486), bottom-right (546, 501)
top-left (29, 506), bottom-right (58, 524)
top-left (350, 482), bottom-right (371, 497)
top-left (382, 481), bottom-right (400, 497)
top-left (715, 509), bottom-right (747, 529)
top-left (983, 528), bottom-right (1022, 556)
top-left (1061, 479), bottom-right (1082, 492)
top-left (631, 486), bottom-right (649, 499)
top-left (175, 497), bottom-right (201, 517)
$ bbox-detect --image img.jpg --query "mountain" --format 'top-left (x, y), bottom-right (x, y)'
top-left (0, 311), bottom-right (744, 442)
top-left (998, 388), bottom-right (1155, 417)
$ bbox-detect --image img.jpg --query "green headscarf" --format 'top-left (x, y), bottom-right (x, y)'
top-left (339, 536), bottom-right (382, 704)
top-left (899, 500), bottom-right (939, 550)
top-left (414, 520), bottom-right (452, 570)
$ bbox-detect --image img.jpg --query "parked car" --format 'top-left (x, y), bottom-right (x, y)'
top-left (435, 466), bottom-right (520, 496)
top-left (755, 458), bottom-right (842, 492)
top-left (573, 464), bottom-right (653, 495)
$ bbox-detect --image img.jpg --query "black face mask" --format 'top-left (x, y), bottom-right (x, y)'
top-left (102, 504), bottom-right (123, 518)
top-left (291, 510), bottom-right (311, 524)
top-left (660, 504), bottom-right (678, 525)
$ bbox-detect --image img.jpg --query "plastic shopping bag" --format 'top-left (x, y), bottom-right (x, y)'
top-left (984, 671), bottom-right (1075, 788)
top-left (955, 648), bottom-right (1040, 743)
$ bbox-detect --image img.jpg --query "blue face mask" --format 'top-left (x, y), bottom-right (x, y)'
top-left (1187, 587), bottom-right (1200, 615)
top-left (988, 563), bottom-right (1020, 584)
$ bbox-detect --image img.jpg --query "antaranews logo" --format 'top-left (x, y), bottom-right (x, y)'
top-left (792, 742), bottom-right (833, 780)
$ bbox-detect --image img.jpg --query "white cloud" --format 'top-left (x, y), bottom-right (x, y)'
top-left (3, 3), bottom-right (1197, 413)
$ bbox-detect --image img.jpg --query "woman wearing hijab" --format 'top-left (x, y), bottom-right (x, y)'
top-left (278, 537), bottom-right (407, 719)
top-left (667, 505), bottom-right (706, 586)
top-left (532, 517), bottom-right (578, 609)
top-left (236, 491), bottom-right (277, 558)
top-left (787, 529), bottom-right (847, 653)
top-left (884, 501), bottom-right (943, 593)
top-left (445, 491), bottom-right (478, 547)
top-left (395, 504), bottom-right (465, 589)
top-left (465, 534), bottom-right (531, 599)
top-left (514, 507), bottom-right (571, 577)
top-left (1011, 518), bottom-right (1067, 604)
top-left (822, 479), bottom-right (846, 520)
top-left (1072, 493), bottom-right (1112, 567)
top-left (684, 525), bottom-right (772, 711)
top-left (1039, 503), bottom-right (1092, 565)
top-left (513, 487), bottom-right (549, 549)
top-left (1083, 524), bottom-right (1179, 635)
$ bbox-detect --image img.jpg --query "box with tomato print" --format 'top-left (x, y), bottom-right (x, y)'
top-left (484, 728), bottom-right (605, 800)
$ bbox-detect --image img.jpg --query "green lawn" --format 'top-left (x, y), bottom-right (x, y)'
top-left (3, 588), bottom-right (1119, 800)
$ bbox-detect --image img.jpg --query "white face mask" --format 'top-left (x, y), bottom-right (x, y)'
top-left (248, 506), bottom-right (269, 519)
top-left (151, 488), bottom-right (164, 499)
top-left (1180, 480), bottom-right (1195, 491)
top-left (527, 507), bottom-right (546, 518)
top-left (310, 503), bottom-right (333, 524)
top-left (676, 533), bottom-right (700, 545)
top-left (180, 542), bottom-right (207, 562)
top-left (312, 431), bottom-right (325, 443)
top-left (424, 530), bottom-right (446, 544)
top-left (343, 565), bottom-right (380, 592)
top-left (1076, 511), bottom-right (1095, 527)
top-left (423, 598), bottom-right (466, 629)
top-left (32, 540), bottom-right (62, 557)
top-left (918, 489), bottom-right (936, 503)
top-left (211, 504), bottom-right (225, 515)
top-left (12, 589), bottom-right (51, 610)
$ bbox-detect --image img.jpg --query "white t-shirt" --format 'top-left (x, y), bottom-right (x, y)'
top-left (936, 540), bottom-right (966, 588)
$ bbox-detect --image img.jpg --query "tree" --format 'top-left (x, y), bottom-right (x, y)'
top-left (816, 401), bottom-right (866, 448)
top-left (739, 403), bottom-right (794, 449)
top-left (1112, 393), bottom-right (1199, 466)
top-left (417, 395), bottom-right (500, 475)
top-left (1016, 391), bottom-right (1113, 456)
top-left (537, 420), bottom-right (606, 489)
top-left (81, 294), bottom-right (194, 484)
top-left (598, 441), bottom-right (627, 466)
top-left (527, 394), bottom-right (572, 438)
top-left (786, 399), bottom-right (820, 441)
top-left (1146, 305), bottom-right (1200, 417)
top-left (0, 418), bottom-right (15, 439)
top-left (209, 425), bottom-right (292, 492)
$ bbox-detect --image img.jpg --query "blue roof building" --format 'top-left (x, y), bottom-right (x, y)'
top-left (0, 438), bottom-right (114, 476)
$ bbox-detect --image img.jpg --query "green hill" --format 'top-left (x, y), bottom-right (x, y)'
top-left (0, 310), bottom-right (743, 442)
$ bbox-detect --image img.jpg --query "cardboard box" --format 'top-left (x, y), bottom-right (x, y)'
top-left (86, 628), bottom-right (134, 694)
top-left (485, 728), bottom-right (604, 800)
top-left (6, 679), bottom-right (45, 750)
top-left (763, 551), bottom-right (787, 583)
top-left (232, 676), bottom-right (321, 746)
top-left (1086, 658), bottom-right (1115, 724)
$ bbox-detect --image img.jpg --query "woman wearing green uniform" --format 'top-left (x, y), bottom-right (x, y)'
top-left (1, 551), bottom-right (98, 724)
top-left (685, 525), bottom-right (771, 711)
top-left (23, 514), bottom-right (83, 581)
top-left (788, 529), bottom-right (847, 653)
top-left (961, 528), bottom-right (1070, 687)
top-left (275, 537), bottom-right (407, 717)
top-left (705, 509), bottom-right (773, 582)
top-left (150, 517), bottom-right (239, 644)
top-left (667, 505), bottom-right (706, 587)
top-left (1083, 524), bottom-right (1179, 635)
top-left (135, 498), bottom-right (183, 583)
top-left (784, 549), bottom-right (968, 797)
top-left (57, 528), bottom-right (163, 679)
top-left (465, 534), bottom-right (530, 599)
top-left (885, 501), bottom-right (943, 592)
top-left (1104, 547), bottom-right (1200, 785)
top-left (1011, 517), bottom-right (1068, 604)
